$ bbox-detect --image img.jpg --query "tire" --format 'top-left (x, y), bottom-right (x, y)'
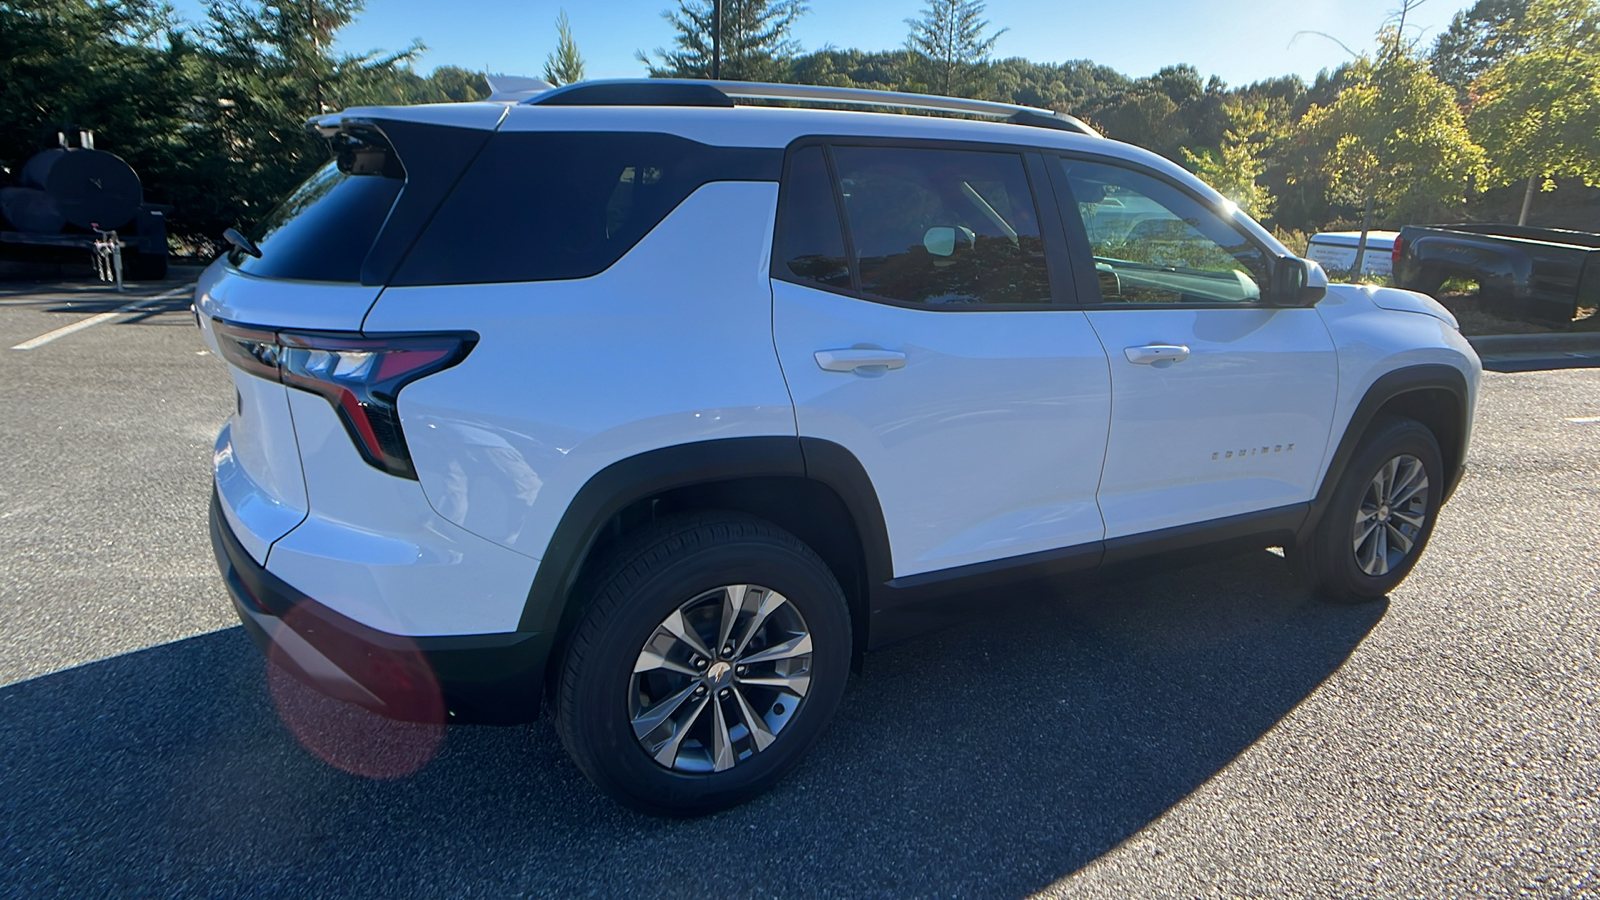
top-left (1409, 266), bottom-right (1446, 298)
top-left (553, 513), bottom-right (852, 816)
top-left (1300, 417), bottom-right (1444, 604)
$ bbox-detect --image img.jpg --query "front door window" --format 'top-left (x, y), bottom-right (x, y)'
top-left (1056, 158), bottom-right (1269, 304)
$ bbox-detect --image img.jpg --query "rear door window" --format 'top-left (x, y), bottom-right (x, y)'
top-left (775, 146), bottom-right (851, 291)
top-left (829, 145), bottom-right (1051, 306)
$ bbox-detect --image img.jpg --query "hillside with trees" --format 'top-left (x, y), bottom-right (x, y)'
top-left (2, 0), bottom-right (1596, 252)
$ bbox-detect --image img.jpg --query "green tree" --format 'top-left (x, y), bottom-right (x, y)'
top-left (190, 0), bottom-right (426, 236)
top-left (905, 0), bottom-right (1006, 97)
top-left (639, 0), bottom-right (807, 82)
top-left (0, 0), bottom-right (196, 199)
top-left (1094, 90), bottom-right (1184, 153)
top-left (1468, 0), bottom-right (1600, 223)
top-left (543, 9), bottom-right (586, 86)
top-left (789, 47), bottom-right (916, 90)
top-left (421, 66), bottom-right (491, 103)
top-left (1431, 0), bottom-right (1531, 94)
top-left (1298, 47), bottom-right (1486, 272)
top-left (986, 57), bottom-right (1129, 114)
top-left (1182, 103), bottom-right (1276, 219)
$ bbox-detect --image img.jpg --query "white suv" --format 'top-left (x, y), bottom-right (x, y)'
top-left (198, 79), bottom-right (1480, 815)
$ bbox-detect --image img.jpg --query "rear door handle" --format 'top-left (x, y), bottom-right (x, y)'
top-left (1124, 344), bottom-right (1190, 365)
top-left (814, 348), bottom-right (907, 372)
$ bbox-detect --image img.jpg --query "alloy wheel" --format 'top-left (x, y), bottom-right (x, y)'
top-left (629, 584), bottom-right (814, 773)
top-left (1352, 453), bottom-right (1430, 577)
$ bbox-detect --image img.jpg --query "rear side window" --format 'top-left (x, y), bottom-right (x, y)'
top-left (776, 146), bottom-right (851, 290)
top-left (232, 162), bottom-right (403, 283)
top-left (783, 145), bottom-right (1052, 306)
top-left (393, 132), bottom-right (780, 286)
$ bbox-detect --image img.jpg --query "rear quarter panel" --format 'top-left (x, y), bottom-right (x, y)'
top-left (361, 181), bottom-right (797, 561)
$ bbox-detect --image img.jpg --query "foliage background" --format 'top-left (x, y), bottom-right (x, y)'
top-left (1, 0), bottom-right (1595, 254)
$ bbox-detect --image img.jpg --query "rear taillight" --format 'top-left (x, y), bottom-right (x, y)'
top-left (213, 320), bottom-right (475, 479)
top-left (1391, 235), bottom-right (1406, 269)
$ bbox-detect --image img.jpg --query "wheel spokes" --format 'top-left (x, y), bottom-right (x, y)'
top-left (1352, 453), bottom-right (1430, 578)
top-left (1389, 461), bottom-right (1428, 507)
top-left (1356, 525), bottom-right (1382, 575)
top-left (632, 680), bottom-right (701, 740)
top-left (738, 671), bottom-right (811, 696)
top-left (1353, 514), bottom-right (1382, 548)
top-left (710, 697), bottom-right (736, 772)
top-left (633, 645), bottom-right (700, 677)
top-left (738, 632), bottom-right (813, 666)
top-left (1390, 508), bottom-right (1426, 530)
top-left (1385, 522), bottom-right (1415, 555)
top-left (730, 590), bottom-right (790, 659)
top-left (644, 691), bottom-right (710, 769)
top-left (628, 583), bottom-right (814, 774)
top-left (730, 686), bottom-right (777, 752)
top-left (1373, 521), bottom-right (1390, 574)
top-left (715, 584), bottom-right (752, 657)
top-left (659, 608), bottom-right (713, 660)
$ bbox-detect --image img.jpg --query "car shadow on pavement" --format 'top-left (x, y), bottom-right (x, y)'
top-left (0, 550), bottom-right (1383, 897)
top-left (33, 292), bottom-right (197, 322)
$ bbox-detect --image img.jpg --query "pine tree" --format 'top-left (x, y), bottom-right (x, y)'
top-left (543, 10), bottom-right (586, 86)
top-left (196, 0), bottom-right (424, 233)
top-left (905, 0), bottom-right (1006, 97)
top-left (638, 0), bottom-right (807, 82)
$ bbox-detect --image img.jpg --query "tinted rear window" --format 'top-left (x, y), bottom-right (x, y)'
top-left (391, 132), bottom-right (780, 286)
top-left (831, 145), bottom-right (1051, 306)
top-left (232, 162), bottom-right (403, 283)
top-left (776, 146), bottom-right (851, 291)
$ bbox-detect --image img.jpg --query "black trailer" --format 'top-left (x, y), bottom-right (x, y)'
top-left (0, 130), bottom-right (168, 280)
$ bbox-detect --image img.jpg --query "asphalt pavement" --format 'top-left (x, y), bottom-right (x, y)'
top-left (0, 274), bottom-right (1596, 897)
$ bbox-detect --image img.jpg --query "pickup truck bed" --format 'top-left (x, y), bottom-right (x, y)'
top-left (1393, 223), bottom-right (1600, 326)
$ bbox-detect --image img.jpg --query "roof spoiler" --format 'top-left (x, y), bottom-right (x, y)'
top-left (485, 74), bottom-right (555, 103)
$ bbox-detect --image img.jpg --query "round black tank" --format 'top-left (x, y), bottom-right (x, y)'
top-left (14, 148), bottom-right (143, 231)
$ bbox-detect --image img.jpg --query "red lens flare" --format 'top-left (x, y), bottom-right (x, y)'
top-left (266, 604), bottom-right (447, 779)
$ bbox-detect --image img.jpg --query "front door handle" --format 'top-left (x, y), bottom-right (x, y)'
top-left (1124, 344), bottom-right (1190, 365)
top-left (814, 348), bottom-right (907, 373)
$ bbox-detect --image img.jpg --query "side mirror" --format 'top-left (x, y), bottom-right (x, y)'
top-left (923, 225), bottom-right (975, 258)
top-left (1272, 256), bottom-right (1328, 306)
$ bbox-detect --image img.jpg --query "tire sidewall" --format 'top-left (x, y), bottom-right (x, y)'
top-left (562, 529), bottom-right (851, 816)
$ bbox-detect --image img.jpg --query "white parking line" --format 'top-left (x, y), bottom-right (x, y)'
top-left (1565, 416), bottom-right (1600, 424)
top-left (10, 284), bottom-right (195, 351)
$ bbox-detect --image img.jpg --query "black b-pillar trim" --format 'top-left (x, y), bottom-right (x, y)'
top-left (359, 119), bottom-right (498, 287)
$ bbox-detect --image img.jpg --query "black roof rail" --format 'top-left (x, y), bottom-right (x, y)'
top-left (517, 79), bottom-right (1100, 137)
top-left (527, 81), bottom-right (734, 108)
top-left (1005, 109), bottom-right (1097, 135)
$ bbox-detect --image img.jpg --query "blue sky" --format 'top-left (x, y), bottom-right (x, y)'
top-left (172, 0), bottom-right (1467, 89)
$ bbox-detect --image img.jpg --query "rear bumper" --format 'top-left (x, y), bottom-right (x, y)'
top-left (210, 491), bottom-right (549, 724)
